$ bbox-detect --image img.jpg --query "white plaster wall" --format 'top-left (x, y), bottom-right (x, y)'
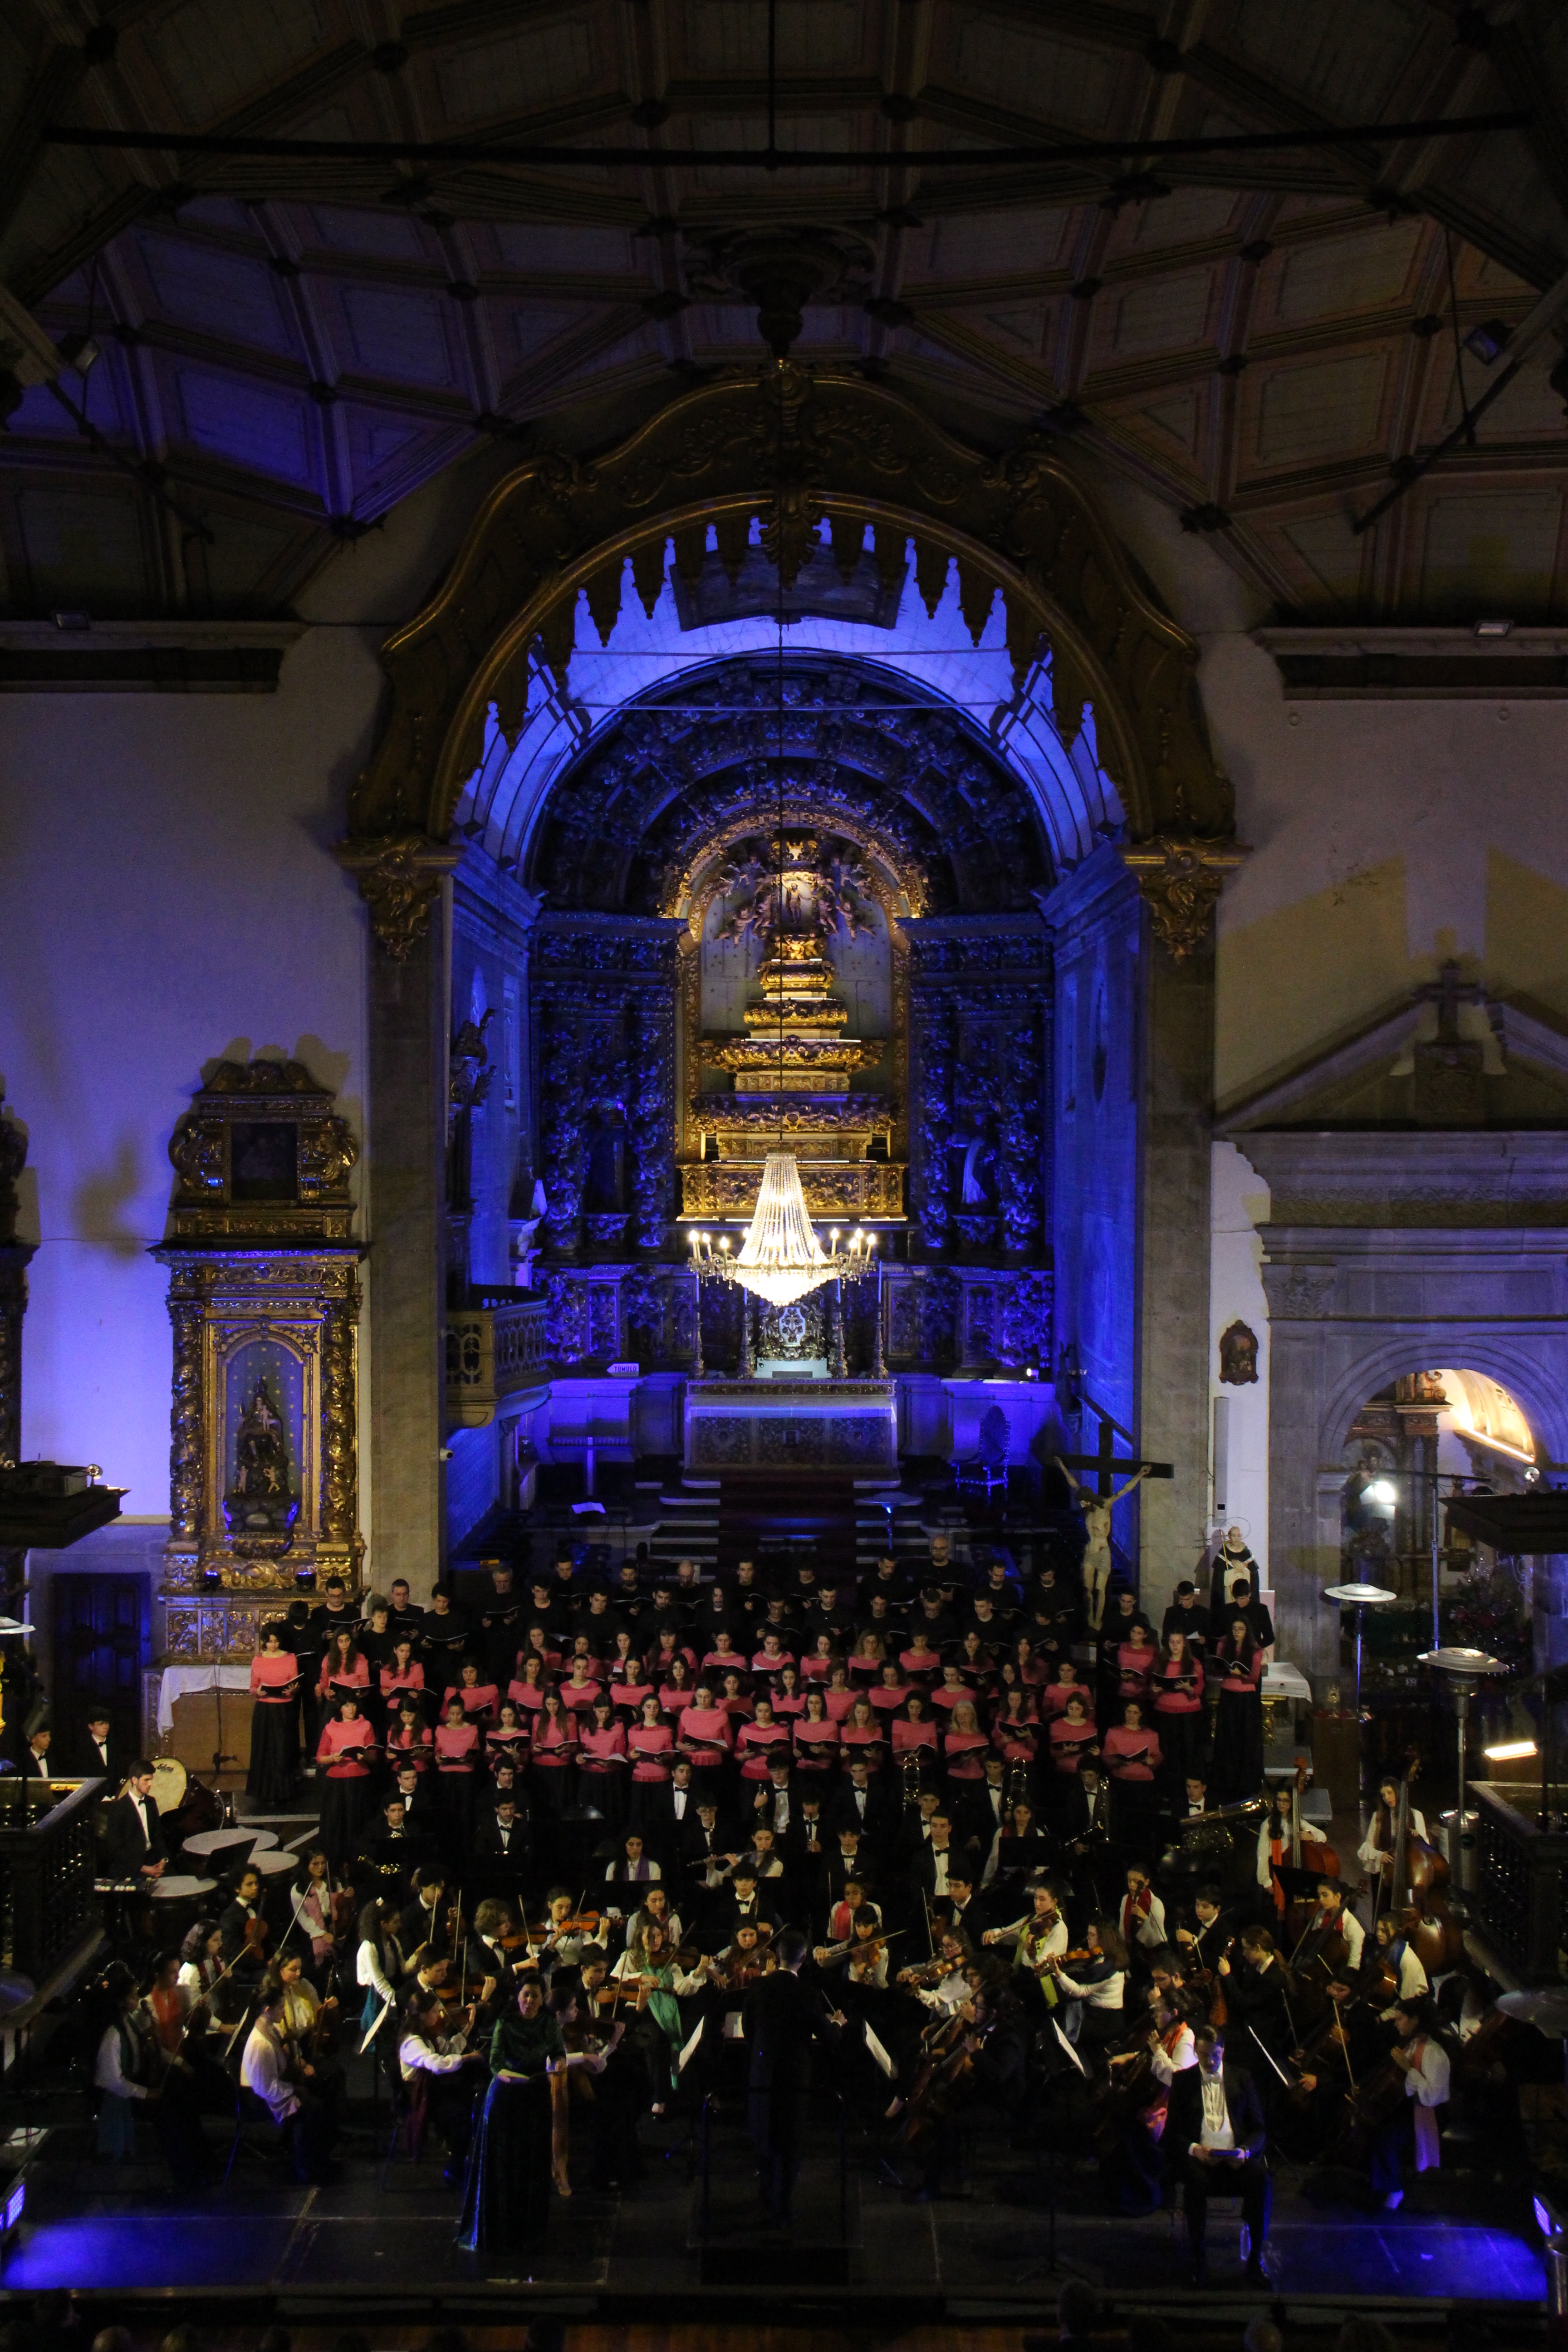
top-left (0, 448), bottom-right (510, 1549)
top-left (1209, 1140), bottom-right (1271, 1584)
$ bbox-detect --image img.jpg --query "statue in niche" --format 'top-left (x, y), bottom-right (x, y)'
top-left (225, 1373), bottom-right (301, 1545)
top-left (951, 1127), bottom-right (995, 1207)
top-left (1218, 1321), bottom-right (1259, 1386)
top-left (715, 834), bottom-right (874, 945)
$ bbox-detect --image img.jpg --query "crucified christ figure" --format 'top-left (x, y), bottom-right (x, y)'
top-left (1054, 1456), bottom-right (1152, 1631)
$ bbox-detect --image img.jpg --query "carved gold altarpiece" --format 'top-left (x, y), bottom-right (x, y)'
top-left (154, 1059), bottom-right (363, 1662)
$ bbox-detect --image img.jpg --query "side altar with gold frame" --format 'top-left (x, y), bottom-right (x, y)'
top-left (153, 1058), bottom-right (364, 1661)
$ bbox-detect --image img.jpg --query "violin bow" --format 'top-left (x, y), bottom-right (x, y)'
top-left (455, 1889), bottom-right (466, 2009)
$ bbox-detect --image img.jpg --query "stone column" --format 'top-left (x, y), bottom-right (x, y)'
top-left (367, 915), bottom-right (449, 1596)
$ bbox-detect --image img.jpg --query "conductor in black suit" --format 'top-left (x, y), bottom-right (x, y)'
top-left (100, 1760), bottom-right (169, 1882)
top-left (1164, 2024), bottom-right (1271, 2287)
top-left (742, 1926), bottom-right (843, 2226)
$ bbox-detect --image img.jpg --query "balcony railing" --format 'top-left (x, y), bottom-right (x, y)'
top-left (445, 1294), bottom-right (549, 1427)
top-left (0, 1776), bottom-right (105, 1981)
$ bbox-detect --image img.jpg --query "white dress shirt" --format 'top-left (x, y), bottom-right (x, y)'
top-left (1196, 2073), bottom-right (1236, 2151)
top-left (241, 2019), bottom-right (299, 2123)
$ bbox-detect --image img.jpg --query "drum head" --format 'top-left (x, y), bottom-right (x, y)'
top-left (150, 1756), bottom-right (188, 1816)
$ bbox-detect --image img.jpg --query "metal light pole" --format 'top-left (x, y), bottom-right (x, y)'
top-left (1419, 1644), bottom-right (1508, 1896)
top-left (1323, 1582), bottom-right (1398, 1830)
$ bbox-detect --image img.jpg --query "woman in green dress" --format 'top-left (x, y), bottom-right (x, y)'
top-left (458, 1975), bottom-right (565, 2255)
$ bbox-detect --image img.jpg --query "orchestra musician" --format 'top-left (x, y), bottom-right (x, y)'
top-left (240, 1982), bottom-right (335, 2183)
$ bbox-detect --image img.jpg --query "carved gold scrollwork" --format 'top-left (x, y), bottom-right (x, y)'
top-left (1119, 837), bottom-right (1250, 962)
top-left (334, 832), bottom-right (464, 961)
top-left (168, 1298), bottom-right (204, 1541)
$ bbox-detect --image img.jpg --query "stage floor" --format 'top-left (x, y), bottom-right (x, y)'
top-left (0, 2107), bottom-right (1545, 2311)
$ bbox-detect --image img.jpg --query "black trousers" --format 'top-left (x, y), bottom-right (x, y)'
top-left (1182, 2151), bottom-right (1270, 2255)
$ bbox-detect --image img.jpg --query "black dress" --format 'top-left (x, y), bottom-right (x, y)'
top-left (1210, 1648), bottom-right (1264, 1803)
top-left (246, 1676), bottom-right (299, 1807)
top-left (458, 2009), bottom-right (565, 2255)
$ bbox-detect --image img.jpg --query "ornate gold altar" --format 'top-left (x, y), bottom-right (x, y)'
top-left (681, 829), bottom-right (906, 1226)
top-left (154, 1058), bottom-right (363, 1659)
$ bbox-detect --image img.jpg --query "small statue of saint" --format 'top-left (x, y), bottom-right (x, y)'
top-left (234, 1379), bottom-right (289, 1499)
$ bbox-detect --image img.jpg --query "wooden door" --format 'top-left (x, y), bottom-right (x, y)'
top-left (52, 1573), bottom-right (149, 1760)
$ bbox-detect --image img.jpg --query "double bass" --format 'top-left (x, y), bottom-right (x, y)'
top-left (1379, 1759), bottom-right (1463, 1975)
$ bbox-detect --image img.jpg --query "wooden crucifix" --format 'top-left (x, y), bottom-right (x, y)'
top-left (1056, 1415), bottom-right (1173, 1499)
top-left (1054, 1419), bottom-right (1173, 1631)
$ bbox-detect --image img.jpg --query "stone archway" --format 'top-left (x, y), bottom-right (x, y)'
top-left (341, 368), bottom-right (1241, 1587)
top-left (335, 363), bottom-right (1240, 965)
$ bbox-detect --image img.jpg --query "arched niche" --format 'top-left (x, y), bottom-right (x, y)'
top-left (336, 363), bottom-right (1240, 962)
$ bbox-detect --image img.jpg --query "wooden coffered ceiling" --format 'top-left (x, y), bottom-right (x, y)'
top-left (1, 0), bottom-right (1567, 625)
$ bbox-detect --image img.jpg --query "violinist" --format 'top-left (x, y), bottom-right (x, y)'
top-left (292, 1847), bottom-right (351, 1986)
top-left (625, 1882), bottom-right (686, 1961)
top-left (813, 1901), bottom-right (890, 1989)
top-left (177, 1917), bottom-right (225, 2004)
top-left (552, 1978), bottom-right (637, 2195)
top-left (1357, 1775), bottom-right (1430, 1895)
top-left (219, 1865), bottom-right (270, 1980)
top-left (1295, 1877), bottom-right (1365, 1975)
top-left (271, 1950), bottom-right (346, 2125)
top-left (1175, 1884), bottom-right (1243, 1987)
top-left (1214, 1926), bottom-right (1294, 2078)
top-left (536, 1886), bottom-right (593, 1970)
top-left (1118, 1866), bottom-right (1167, 1966)
top-left (397, 1987), bottom-right (484, 2179)
top-left (241, 1981), bottom-right (335, 2183)
top-left (898, 1929), bottom-right (975, 2014)
top-left (466, 1896), bottom-right (520, 2004)
top-left (1045, 1919), bottom-right (1128, 2055)
top-left (397, 1866), bottom-right (454, 1961)
top-left (1370, 1998), bottom-right (1451, 2210)
top-left (1363, 1911), bottom-right (1430, 2015)
top-left (1165, 2024), bottom-right (1271, 2287)
top-left (982, 1876), bottom-right (1069, 1980)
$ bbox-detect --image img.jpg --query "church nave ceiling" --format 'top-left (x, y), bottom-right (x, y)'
top-left (0, 0), bottom-right (1567, 623)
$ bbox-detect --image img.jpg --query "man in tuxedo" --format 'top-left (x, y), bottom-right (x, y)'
top-left (704, 1857), bottom-right (782, 1948)
top-left (957, 1755), bottom-right (1010, 1875)
top-left (944, 1870), bottom-right (988, 1948)
top-left (826, 1759), bottom-right (895, 1853)
top-left (1164, 2025), bottom-right (1271, 2286)
top-left (65, 1706), bottom-right (127, 1783)
top-left (681, 1799), bottom-right (742, 1900)
top-left (473, 1791), bottom-right (529, 1864)
top-left (14, 1721), bottom-right (54, 1783)
top-left (894, 1787), bottom-right (943, 1868)
top-left (749, 1754), bottom-right (797, 1842)
top-left (640, 1757), bottom-right (699, 1874)
top-left (391, 1763), bottom-right (444, 1849)
top-left (909, 1811), bottom-right (958, 1906)
top-left (101, 1759), bottom-right (167, 1882)
top-left (359, 1794), bottom-right (431, 1893)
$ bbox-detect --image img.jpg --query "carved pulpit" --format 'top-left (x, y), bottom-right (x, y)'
top-left (154, 1058), bottom-right (363, 1660)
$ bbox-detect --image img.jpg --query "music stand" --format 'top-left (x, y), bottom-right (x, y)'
top-left (1418, 1645), bottom-right (1507, 1898)
top-left (1323, 1582), bottom-right (1397, 1825)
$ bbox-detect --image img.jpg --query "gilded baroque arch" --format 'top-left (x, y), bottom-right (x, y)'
top-left (336, 363), bottom-right (1239, 960)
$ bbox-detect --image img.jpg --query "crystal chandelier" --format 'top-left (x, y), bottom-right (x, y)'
top-left (691, 1152), bottom-right (874, 1307)
top-left (688, 340), bottom-right (882, 1313)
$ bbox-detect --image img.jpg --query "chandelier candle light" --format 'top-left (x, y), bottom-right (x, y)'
top-left (690, 1175), bottom-right (874, 1308)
